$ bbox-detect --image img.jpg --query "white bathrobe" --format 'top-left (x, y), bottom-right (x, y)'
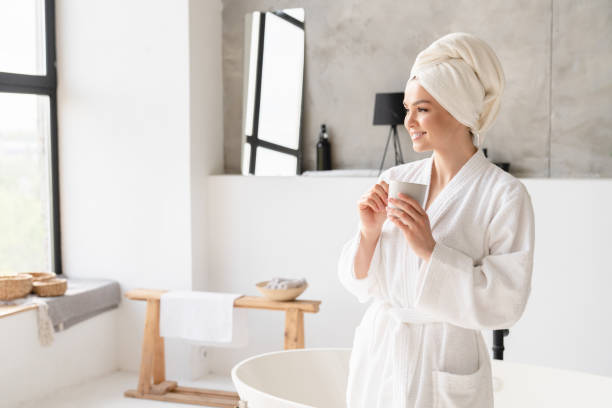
top-left (338, 149), bottom-right (535, 407)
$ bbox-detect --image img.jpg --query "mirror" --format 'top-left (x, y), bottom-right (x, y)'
top-left (241, 8), bottom-right (305, 176)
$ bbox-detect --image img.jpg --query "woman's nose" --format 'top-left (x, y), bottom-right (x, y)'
top-left (404, 110), bottom-right (417, 130)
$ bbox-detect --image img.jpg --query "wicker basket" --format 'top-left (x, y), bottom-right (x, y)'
top-left (32, 278), bottom-right (67, 297)
top-left (21, 272), bottom-right (56, 282)
top-left (0, 275), bottom-right (33, 301)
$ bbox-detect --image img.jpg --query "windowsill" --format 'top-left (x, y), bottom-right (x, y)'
top-left (0, 303), bottom-right (38, 319)
top-left (0, 278), bottom-right (121, 329)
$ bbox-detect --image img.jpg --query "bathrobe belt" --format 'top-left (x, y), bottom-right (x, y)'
top-left (383, 302), bottom-right (439, 405)
top-left (386, 304), bottom-right (442, 325)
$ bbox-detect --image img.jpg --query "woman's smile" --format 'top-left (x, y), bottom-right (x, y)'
top-left (411, 131), bottom-right (426, 141)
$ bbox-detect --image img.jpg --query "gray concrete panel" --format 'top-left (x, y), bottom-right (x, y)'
top-left (222, 0), bottom-right (611, 177)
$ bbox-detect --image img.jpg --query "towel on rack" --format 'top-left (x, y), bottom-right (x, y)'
top-left (160, 291), bottom-right (248, 348)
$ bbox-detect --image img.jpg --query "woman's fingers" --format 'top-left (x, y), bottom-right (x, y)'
top-left (358, 195), bottom-right (371, 209)
top-left (359, 195), bottom-right (382, 212)
top-left (370, 194), bottom-right (385, 211)
top-left (397, 193), bottom-right (426, 215)
top-left (387, 207), bottom-right (416, 226)
top-left (379, 180), bottom-right (389, 194)
top-left (359, 181), bottom-right (390, 213)
top-left (368, 185), bottom-right (387, 210)
top-left (390, 196), bottom-right (422, 217)
top-left (389, 214), bottom-right (408, 229)
top-left (366, 183), bottom-right (388, 210)
top-left (373, 184), bottom-right (388, 205)
top-left (388, 200), bottom-right (421, 225)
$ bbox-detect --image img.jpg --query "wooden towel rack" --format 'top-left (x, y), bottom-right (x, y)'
top-left (124, 288), bottom-right (321, 408)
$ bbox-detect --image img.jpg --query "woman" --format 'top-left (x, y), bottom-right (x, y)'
top-left (338, 32), bottom-right (535, 407)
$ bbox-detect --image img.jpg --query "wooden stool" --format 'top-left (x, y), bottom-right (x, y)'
top-left (124, 288), bottom-right (321, 407)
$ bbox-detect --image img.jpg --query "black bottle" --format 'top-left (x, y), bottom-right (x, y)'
top-left (316, 124), bottom-right (331, 170)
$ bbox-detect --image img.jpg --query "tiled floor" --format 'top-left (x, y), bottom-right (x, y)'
top-left (16, 371), bottom-right (237, 408)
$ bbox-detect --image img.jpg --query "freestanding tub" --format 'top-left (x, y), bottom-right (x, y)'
top-left (231, 348), bottom-right (612, 408)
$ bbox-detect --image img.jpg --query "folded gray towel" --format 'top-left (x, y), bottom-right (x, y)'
top-left (265, 277), bottom-right (307, 290)
top-left (0, 278), bottom-right (120, 345)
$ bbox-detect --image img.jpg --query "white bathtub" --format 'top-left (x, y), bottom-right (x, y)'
top-left (231, 348), bottom-right (612, 408)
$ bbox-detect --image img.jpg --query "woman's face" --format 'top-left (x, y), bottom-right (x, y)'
top-left (403, 79), bottom-right (470, 153)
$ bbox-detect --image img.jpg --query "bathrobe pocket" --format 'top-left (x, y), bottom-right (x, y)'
top-left (432, 343), bottom-right (491, 408)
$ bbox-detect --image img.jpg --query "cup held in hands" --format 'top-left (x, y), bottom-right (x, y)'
top-left (388, 180), bottom-right (427, 209)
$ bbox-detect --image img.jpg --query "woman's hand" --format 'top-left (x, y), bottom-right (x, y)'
top-left (386, 193), bottom-right (436, 262)
top-left (358, 181), bottom-right (389, 238)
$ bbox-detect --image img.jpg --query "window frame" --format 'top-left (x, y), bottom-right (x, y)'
top-left (244, 10), bottom-right (305, 175)
top-left (0, 0), bottom-right (62, 275)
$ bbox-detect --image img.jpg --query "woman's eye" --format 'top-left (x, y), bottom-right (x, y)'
top-left (405, 108), bottom-right (428, 113)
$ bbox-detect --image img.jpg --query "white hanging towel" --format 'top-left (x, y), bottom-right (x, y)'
top-left (160, 291), bottom-right (248, 348)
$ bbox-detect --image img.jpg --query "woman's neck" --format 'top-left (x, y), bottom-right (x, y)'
top-left (431, 144), bottom-right (478, 186)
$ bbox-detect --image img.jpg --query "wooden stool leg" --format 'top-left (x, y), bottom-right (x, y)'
top-left (284, 308), bottom-right (304, 349)
top-left (153, 329), bottom-right (165, 384)
top-left (138, 299), bottom-right (160, 393)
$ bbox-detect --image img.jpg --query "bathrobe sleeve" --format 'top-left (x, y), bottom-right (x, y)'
top-left (337, 228), bottom-right (384, 303)
top-left (414, 183), bottom-right (535, 330)
top-left (337, 171), bottom-right (391, 303)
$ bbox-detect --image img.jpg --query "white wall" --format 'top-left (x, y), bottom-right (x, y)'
top-left (0, 309), bottom-right (118, 407)
top-left (57, 0), bottom-right (192, 289)
top-left (502, 179), bottom-right (612, 377)
top-left (205, 176), bottom-right (612, 378)
top-left (189, 0), bottom-right (224, 291)
top-left (55, 0), bottom-right (223, 381)
top-left (4, 172), bottom-right (610, 404)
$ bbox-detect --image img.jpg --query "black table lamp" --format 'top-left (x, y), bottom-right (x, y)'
top-left (373, 92), bottom-right (406, 175)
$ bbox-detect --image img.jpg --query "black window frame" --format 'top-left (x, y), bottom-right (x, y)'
top-left (0, 0), bottom-right (62, 275)
top-left (245, 10), bottom-right (305, 175)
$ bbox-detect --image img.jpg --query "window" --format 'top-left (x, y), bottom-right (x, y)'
top-left (0, 0), bottom-right (61, 275)
top-left (241, 9), bottom-right (305, 175)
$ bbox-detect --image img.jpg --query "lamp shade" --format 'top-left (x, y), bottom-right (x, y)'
top-left (373, 92), bottom-right (406, 125)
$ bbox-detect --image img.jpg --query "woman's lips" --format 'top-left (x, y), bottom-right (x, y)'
top-left (411, 131), bottom-right (426, 140)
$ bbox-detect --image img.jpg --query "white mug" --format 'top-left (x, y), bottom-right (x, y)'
top-left (388, 180), bottom-right (427, 209)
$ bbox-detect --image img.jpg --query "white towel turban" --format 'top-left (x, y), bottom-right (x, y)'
top-left (408, 32), bottom-right (505, 147)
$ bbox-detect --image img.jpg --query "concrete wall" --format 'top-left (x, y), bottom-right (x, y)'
top-left (222, 0), bottom-right (612, 177)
